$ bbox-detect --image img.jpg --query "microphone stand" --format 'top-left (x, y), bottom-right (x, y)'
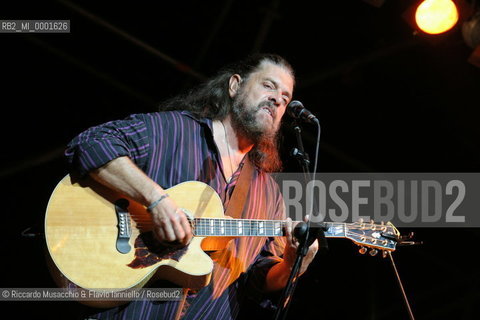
top-left (291, 123), bottom-right (310, 182)
top-left (274, 121), bottom-right (326, 320)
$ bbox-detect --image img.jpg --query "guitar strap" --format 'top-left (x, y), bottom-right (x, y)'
top-left (224, 155), bottom-right (254, 219)
top-left (174, 157), bottom-right (254, 320)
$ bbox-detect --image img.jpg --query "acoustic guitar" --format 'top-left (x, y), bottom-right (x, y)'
top-left (44, 175), bottom-right (400, 307)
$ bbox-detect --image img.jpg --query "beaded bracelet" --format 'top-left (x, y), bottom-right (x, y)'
top-left (147, 193), bottom-right (169, 211)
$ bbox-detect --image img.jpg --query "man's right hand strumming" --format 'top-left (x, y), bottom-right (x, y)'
top-left (148, 195), bottom-right (193, 247)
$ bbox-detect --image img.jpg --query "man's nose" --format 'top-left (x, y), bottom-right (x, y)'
top-left (268, 93), bottom-right (281, 107)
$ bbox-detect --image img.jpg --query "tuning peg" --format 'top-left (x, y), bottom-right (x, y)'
top-left (400, 232), bottom-right (415, 241)
top-left (380, 221), bottom-right (387, 231)
top-left (369, 249), bottom-right (378, 256)
top-left (395, 231), bottom-right (423, 246)
top-left (398, 240), bottom-right (424, 246)
top-left (358, 247), bottom-right (367, 255)
top-left (382, 251), bottom-right (389, 258)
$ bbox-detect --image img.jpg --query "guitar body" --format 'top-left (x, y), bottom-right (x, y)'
top-left (45, 175), bottom-right (225, 307)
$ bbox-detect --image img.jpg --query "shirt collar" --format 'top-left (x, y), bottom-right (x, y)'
top-left (180, 110), bottom-right (213, 129)
top-left (180, 110), bottom-right (259, 173)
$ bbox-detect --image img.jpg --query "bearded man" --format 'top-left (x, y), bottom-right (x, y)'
top-left (65, 53), bottom-right (318, 320)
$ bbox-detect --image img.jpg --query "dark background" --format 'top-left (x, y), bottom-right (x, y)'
top-left (1, 0), bottom-right (480, 319)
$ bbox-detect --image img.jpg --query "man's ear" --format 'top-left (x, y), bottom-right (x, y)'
top-left (228, 74), bottom-right (242, 98)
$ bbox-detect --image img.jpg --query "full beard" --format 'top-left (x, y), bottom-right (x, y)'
top-left (230, 93), bottom-right (283, 172)
top-left (230, 93), bottom-right (278, 143)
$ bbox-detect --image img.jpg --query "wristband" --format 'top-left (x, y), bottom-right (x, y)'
top-left (147, 193), bottom-right (169, 211)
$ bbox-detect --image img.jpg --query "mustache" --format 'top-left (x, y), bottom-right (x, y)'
top-left (258, 100), bottom-right (276, 118)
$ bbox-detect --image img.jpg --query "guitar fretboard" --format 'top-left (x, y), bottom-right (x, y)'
top-left (192, 218), bottom-right (346, 238)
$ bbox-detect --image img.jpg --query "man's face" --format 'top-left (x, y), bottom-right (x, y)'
top-left (230, 61), bottom-right (294, 141)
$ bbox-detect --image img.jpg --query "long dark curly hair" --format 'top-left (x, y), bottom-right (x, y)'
top-left (160, 53), bottom-right (295, 172)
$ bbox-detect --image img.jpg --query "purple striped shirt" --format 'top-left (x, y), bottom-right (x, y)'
top-left (65, 111), bottom-right (287, 319)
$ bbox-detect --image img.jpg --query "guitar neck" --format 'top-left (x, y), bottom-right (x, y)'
top-left (192, 218), bottom-right (346, 238)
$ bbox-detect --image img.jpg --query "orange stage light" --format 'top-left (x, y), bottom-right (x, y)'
top-left (415, 0), bottom-right (459, 34)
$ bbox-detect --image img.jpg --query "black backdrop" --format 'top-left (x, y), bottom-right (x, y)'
top-left (1, 1), bottom-right (480, 319)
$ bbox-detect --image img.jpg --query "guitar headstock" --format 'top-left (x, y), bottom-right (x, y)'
top-left (345, 219), bottom-right (400, 257)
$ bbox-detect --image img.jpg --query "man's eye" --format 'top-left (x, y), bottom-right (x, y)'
top-left (264, 82), bottom-right (274, 89)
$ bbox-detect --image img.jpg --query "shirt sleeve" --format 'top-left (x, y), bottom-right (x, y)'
top-left (64, 114), bottom-right (150, 177)
top-left (242, 180), bottom-right (287, 310)
top-left (242, 239), bottom-right (285, 310)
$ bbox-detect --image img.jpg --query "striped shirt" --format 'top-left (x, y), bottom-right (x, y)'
top-left (65, 111), bottom-right (287, 319)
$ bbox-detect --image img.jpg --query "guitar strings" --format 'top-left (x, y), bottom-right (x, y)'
top-left (126, 216), bottom-right (396, 248)
top-left (131, 218), bottom-right (395, 234)
top-left (129, 214), bottom-right (395, 232)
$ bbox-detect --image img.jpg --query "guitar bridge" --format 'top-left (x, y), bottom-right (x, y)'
top-left (115, 198), bottom-right (132, 254)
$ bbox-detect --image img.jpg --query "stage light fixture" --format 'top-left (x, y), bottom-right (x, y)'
top-left (462, 10), bottom-right (480, 47)
top-left (462, 10), bottom-right (480, 67)
top-left (415, 0), bottom-right (459, 34)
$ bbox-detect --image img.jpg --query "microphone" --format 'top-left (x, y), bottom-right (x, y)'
top-left (287, 100), bottom-right (319, 124)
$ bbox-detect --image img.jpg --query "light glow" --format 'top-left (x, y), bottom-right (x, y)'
top-left (415, 0), bottom-right (459, 34)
